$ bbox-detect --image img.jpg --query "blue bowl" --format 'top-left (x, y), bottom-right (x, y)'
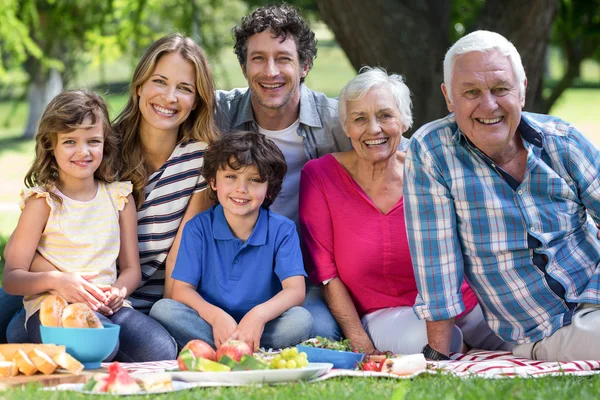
top-left (40, 323), bottom-right (120, 369)
top-left (296, 345), bottom-right (364, 369)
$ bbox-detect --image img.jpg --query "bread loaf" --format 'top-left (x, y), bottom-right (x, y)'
top-left (53, 351), bottom-right (84, 375)
top-left (62, 303), bottom-right (103, 329)
top-left (40, 295), bottom-right (68, 327)
top-left (0, 361), bottom-right (18, 378)
top-left (28, 348), bottom-right (58, 375)
top-left (0, 343), bottom-right (65, 360)
top-left (13, 349), bottom-right (38, 376)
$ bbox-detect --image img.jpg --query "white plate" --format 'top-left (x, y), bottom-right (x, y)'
top-left (169, 362), bottom-right (333, 385)
top-left (46, 380), bottom-right (197, 395)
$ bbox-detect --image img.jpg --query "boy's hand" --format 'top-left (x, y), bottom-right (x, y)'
top-left (97, 285), bottom-right (127, 315)
top-left (230, 309), bottom-right (266, 351)
top-left (213, 311), bottom-right (238, 349)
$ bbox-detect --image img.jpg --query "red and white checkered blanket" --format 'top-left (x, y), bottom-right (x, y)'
top-left (103, 350), bottom-right (600, 380)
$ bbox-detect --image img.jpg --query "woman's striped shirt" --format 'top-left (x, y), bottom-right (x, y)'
top-left (128, 140), bottom-right (208, 313)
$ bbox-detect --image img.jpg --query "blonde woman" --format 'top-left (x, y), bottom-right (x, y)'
top-left (3, 35), bottom-right (219, 357)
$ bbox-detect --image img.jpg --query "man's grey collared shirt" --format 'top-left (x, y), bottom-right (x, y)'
top-left (215, 85), bottom-right (352, 225)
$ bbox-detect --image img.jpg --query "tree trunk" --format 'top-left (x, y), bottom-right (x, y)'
top-left (474, 0), bottom-right (557, 113)
top-left (24, 68), bottom-right (63, 138)
top-left (317, 0), bottom-right (451, 134)
top-left (316, 0), bottom-right (557, 133)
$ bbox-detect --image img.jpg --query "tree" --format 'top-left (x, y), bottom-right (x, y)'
top-left (316, 0), bottom-right (558, 133)
top-left (0, 0), bottom-right (247, 138)
top-left (544, 0), bottom-right (600, 113)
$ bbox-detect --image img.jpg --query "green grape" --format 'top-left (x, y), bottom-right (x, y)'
top-left (286, 360), bottom-right (297, 369)
top-left (289, 347), bottom-right (299, 357)
top-left (272, 354), bottom-right (282, 363)
top-left (298, 352), bottom-right (308, 359)
top-left (296, 357), bottom-right (309, 368)
top-left (276, 359), bottom-right (287, 369)
top-left (281, 348), bottom-right (290, 360)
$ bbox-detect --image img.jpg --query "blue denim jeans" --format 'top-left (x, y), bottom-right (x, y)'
top-left (302, 283), bottom-right (342, 340)
top-left (149, 298), bottom-right (314, 350)
top-left (26, 306), bottom-right (177, 362)
top-left (0, 288), bottom-right (24, 343)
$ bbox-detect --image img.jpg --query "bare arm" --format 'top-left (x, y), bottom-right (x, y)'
top-left (425, 319), bottom-right (455, 357)
top-left (3, 197), bottom-right (56, 295)
top-left (234, 275), bottom-right (306, 350)
top-left (322, 277), bottom-right (381, 354)
top-left (164, 190), bottom-right (213, 299)
top-left (112, 195), bottom-right (141, 296)
top-left (100, 195), bottom-right (142, 314)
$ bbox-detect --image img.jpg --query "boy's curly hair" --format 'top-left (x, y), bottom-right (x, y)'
top-left (233, 3), bottom-right (317, 82)
top-left (202, 131), bottom-right (287, 208)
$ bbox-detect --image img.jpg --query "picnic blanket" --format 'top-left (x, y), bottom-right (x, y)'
top-left (104, 350), bottom-right (600, 381)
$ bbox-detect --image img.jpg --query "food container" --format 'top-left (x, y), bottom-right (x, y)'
top-left (40, 323), bottom-right (120, 369)
top-left (296, 345), bottom-right (364, 369)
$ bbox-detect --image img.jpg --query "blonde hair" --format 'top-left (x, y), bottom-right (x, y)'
top-left (24, 89), bottom-right (117, 205)
top-left (113, 33), bottom-right (220, 208)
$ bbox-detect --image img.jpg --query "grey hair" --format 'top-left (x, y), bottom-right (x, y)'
top-left (443, 30), bottom-right (526, 103)
top-left (339, 66), bottom-right (413, 130)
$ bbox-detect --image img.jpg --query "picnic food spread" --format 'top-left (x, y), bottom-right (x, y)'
top-left (176, 339), bottom-right (309, 372)
top-left (40, 295), bottom-right (103, 329)
top-left (0, 343), bottom-right (83, 378)
top-left (82, 362), bottom-right (173, 394)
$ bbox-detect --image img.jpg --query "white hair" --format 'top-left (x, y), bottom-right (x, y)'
top-left (443, 30), bottom-right (526, 103)
top-left (339, 66), bottom-right (413, 130)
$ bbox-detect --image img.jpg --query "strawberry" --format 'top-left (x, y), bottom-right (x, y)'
top-left (359, 359), bottom-right (379, 371)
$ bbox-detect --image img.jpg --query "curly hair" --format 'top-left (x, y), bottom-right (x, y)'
top-left (113, 33), bottom-right (219, 208)
top-left (24, 89), bottom-right (118, 206)
top-left (202, 131), bottom-right (287, 208)
top-left (233, 3), bottom-right (317, 82)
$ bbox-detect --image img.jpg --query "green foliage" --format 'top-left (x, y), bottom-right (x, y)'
top-left (0, 0), bottom-right (249, 88)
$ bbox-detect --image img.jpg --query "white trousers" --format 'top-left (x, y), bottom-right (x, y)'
top-left (361, 304), bottom-right (513, 354)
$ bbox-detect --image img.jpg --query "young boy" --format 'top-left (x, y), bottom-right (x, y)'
top-left (149, 131), bottom-right (313, 351)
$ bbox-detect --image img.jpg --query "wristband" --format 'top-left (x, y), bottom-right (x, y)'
top-left (422, 344), bottom-right (451, 361)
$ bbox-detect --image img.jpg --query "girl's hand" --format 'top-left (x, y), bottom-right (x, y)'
top-left (212, 311), bottom-right (238, 349)
top-left (52, 272), bottom-right (108, 312)
top-left (229, 310), bottom-right (266, 351)
top-left (97, 285), bottom-right (127, 315)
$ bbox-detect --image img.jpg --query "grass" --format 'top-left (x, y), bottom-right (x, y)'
top-left (3, 374), bottom-right (600, 399)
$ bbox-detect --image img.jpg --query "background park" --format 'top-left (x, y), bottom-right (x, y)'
top-left (1, 0), bottom-right (600, 398)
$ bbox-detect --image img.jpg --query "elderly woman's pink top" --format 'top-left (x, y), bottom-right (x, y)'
top-left (299, 154), bottom-right (478, 318)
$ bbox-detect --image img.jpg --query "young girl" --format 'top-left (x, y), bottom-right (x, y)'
top-left (2, 90), bottom-right (175, 361)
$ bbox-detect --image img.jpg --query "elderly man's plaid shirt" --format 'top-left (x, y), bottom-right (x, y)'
top-left (404, 112), bottom-right (600, 344)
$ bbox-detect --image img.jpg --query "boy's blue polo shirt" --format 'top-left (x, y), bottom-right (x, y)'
top-left (172, 204), bottom-right (306, 322)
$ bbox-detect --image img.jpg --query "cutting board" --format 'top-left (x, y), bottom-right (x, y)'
top-left (0, 369), bottom-right (100, 389)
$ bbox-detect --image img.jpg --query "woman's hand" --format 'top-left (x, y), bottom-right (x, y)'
top-left (97, 285), bottom-right (128, 315)
top-left (51, 272), bottom-right (108, 312)
top-left (229, 309), bottom-right (266, 351)
top-left (212, 311), bottom-right (238, 349)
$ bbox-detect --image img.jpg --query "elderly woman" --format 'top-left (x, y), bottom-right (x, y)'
top-left (299, 67), bottom-right (511, 355)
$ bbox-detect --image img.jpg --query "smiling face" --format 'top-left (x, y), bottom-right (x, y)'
top-left (344, 86), bottom-right (406, 164)
top-left (137, 52), bottom-right (197, 137)
top-left (53, 116), bottom-right (104, 187)
top-left (442, 50), bottom-right (526, 158)
top-left (210, 162), bottom-right (269, 225)
top-left (243, 30), bottom-right (309, 114)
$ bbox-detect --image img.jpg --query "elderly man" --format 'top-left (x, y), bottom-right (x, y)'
top-left (215, 4), bottom-right (351, 340)
top-left (404, 30), bottom-right (600, 362)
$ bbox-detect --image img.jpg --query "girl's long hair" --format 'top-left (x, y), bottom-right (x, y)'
top-left (113, 33), bottom-right (219, 208)
top-left (24, 89), bottom-right (117, 205)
